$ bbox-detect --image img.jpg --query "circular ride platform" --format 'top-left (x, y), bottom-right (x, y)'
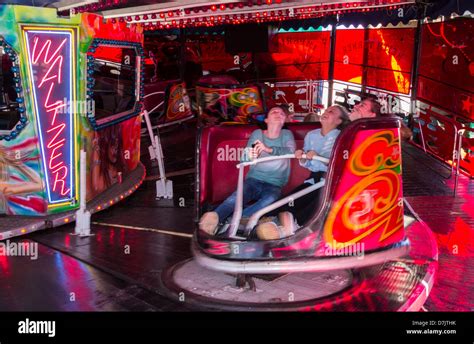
top-left (161, 202), bottom-right (438, 311)
top-left (165, 259), bottom-right (354, 309)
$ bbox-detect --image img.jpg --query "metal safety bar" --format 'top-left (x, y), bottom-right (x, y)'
top-left (245, 179), bottom-right (325, 234)
top-left (413, 113), bottom-right (460, 178)
top-left (226, 153), bottom-right (329, 238)
top-left (453, 128), bottom-right (466, 197)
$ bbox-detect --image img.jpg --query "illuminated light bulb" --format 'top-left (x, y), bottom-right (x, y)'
top-left (211, 5), bottom-right (217, 11)
top-left (220, 4), bottom-right (226, 10)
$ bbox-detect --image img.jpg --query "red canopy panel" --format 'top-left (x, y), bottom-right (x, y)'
top-left (199, 36), bottom-right (236, 74)
top-left (334, 27), bottom-right (414, 94)
top-left (334, 29), bottom-right (364, 84)
top-left (260, 31), bottom-right (331, 81)
top-left (417, 18), bottom-right (474, 119)
top-left (365, 28), bottom-right (414, 94)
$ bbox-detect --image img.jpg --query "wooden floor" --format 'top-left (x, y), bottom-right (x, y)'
top-left (402, 144), bottom-right (474, 312)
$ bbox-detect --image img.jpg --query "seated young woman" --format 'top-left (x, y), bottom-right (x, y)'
top-left (199, 106), bottom-right (296, 236)
top-left (256, 105), bottom-right (350, 240)
top-left (256, 97), bottom-right (411, 240)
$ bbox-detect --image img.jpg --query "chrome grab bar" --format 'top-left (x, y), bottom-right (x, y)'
top-left (236, 154), bottom-right (329, 169)
top-left (226, 153), bottom-right (329, 238)
top-left (245, 180), bottom-right (325, 234)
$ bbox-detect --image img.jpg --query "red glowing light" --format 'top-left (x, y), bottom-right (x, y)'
top-left (32, 38), bottom-right (71, 197)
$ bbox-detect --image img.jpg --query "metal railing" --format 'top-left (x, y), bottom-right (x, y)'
top-left (225, 153), bottom-right (329, 238)
top-left (412, 114), bottom-right (458, 178)
top-left (412, 110), bottom-right (474, 196)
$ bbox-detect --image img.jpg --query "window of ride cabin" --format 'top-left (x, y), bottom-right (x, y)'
top-left (0, 42), bottom-right (21, 133)
top-left (91, 45), bottom-right (139, 126)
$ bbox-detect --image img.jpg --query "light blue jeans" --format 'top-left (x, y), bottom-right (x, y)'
top-left (214, 177), bottom-right (281, 222)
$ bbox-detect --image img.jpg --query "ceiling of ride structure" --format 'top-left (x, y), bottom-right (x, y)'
top-left (1, 1), bottom-right (471, 30)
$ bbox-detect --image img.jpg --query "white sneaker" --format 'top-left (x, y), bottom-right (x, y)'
top-left (199, 212), bottom-right (219, 235)
top-left (256, 212), bottom-right (297, 240)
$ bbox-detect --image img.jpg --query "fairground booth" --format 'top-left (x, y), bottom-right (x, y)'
top-left (0, 5), bottom-right (145, 239)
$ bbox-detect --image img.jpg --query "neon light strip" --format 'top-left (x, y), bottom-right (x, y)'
top-left (22, 26), bottom-right (77, 206)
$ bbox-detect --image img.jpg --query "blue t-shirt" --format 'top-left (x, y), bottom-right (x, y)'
top-left (242, 129), bottom-right (296, 187)
top-left (300, 128), bottom-right (340, 173)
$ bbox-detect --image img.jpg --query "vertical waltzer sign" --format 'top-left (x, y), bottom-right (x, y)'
top-left (23, 27), bottom-right (76, 206)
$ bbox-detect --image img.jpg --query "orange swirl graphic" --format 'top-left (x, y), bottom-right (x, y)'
top-left (324, 169), bottom-right (403, 249)
top-left (350, 131), bottom-right (401, 176)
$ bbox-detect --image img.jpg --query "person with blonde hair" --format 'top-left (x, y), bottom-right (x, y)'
top-left (256, 104), bottom-right (350, 240)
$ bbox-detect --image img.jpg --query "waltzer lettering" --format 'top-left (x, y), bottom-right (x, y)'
top-left (25, 28), bottom-right (75, 203)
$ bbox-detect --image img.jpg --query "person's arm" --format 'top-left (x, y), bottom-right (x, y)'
top-left (299, 132), bottom-right (312, 167)
top-left (240, 130), bottom-right (259, 162)
top-left (270, 130), bottom-right (296, 156)
top-left (401, 123), bottom-right (413, 141)
top-left (304, 131), bottom-right (339, 171)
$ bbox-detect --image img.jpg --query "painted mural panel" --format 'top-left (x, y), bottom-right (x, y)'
top-left (80, 14), bottom-right (143, 201)
top-left (196, 84), bottom-right (265, 124)
top-left (0, 6), bottom-right (143, 215)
